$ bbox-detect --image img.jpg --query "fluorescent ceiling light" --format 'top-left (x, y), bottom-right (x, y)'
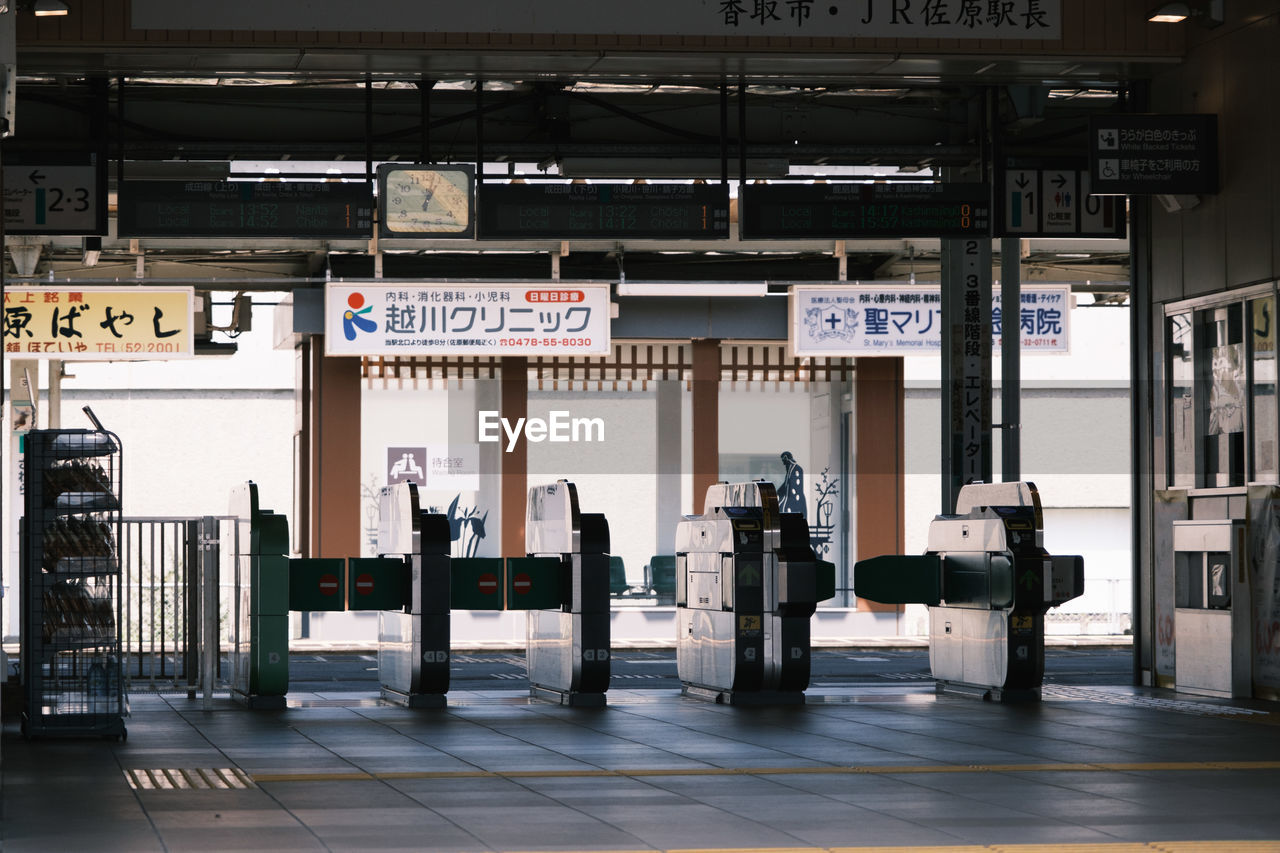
top-left (33, 0), bottom-right (68, 15)
top-left (615, 282), bottom-right (770, 297)
top-left (1148, 1), bottom-right (1222, 25)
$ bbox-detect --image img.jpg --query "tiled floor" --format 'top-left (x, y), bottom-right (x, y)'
top-left (5, 685), bottom-right (1280, 852)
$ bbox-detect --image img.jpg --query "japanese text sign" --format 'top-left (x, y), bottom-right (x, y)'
top-left (3, 287), bottom-right (194, 359)
top-left (790, 283), bottom-right (1070, 356)
top-left (134, 0), bottom-right (1062, 39)
top-left (325, 282), bottom-right (611, 356)
top-left (1090, 114), bottom-right (1218, 196)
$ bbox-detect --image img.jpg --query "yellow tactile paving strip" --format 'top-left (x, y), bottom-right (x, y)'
top-left (248, 759), bottom-right (1280, 784)
top-left (496, 842), bottom-right (1280, 853)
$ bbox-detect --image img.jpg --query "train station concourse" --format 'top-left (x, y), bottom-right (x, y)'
top-left (5, 1), bottom-right (1280, 850)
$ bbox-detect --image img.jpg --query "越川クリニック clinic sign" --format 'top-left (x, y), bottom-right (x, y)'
top-left (324, 282), bottom-right (611, 357)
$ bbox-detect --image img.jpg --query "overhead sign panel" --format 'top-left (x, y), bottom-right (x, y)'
top-left (742, 183), bottom-right (991, 239)
top-left (377, 164), bottom-right (474, 238)
top-left (133, 0), bottom-right (1062, 39)
top-left (789, 283), bottom-right (1070, 357)
top-left (3, 162), bottom-right (106, 236)
top-left (999, 166), bottom-right (1125, 238)
top-left (324, 282), bottom-right (611, 356)
top-left (3, 287), bottom-right (195, 359)
top-left (477, 183), bottom-right (730, 240)
top-left (118, 181), bottom-right (374, 238)
top-left (1089, 114), bottom-right (1218, 195)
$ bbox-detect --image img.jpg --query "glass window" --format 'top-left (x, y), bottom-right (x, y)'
top-left (1168, 312), bottom-right (1195, 487)
top-left (1199, 304), bottom-right (1245, 487)
top-left (1251, 296), bottom-right (1277, 483)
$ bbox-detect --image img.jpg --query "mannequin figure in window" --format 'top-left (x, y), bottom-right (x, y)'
top-left (779, 451), bottom-right (807, 518)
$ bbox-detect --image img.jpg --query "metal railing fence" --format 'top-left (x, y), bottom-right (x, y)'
top-left (119, 516), bottom-right (232, 693)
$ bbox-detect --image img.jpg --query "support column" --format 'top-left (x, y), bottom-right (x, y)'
top-left (691, 339), bottom-right (720, 514)
top-left (854, 357), bottom-right (905, 612)
top-left (1000, 237), bottom-right (1021, 482)
top-left (654, 380), bottom-right (683, 556)
top-left (940, 237), bottom-right (993, 514)
top-left (304, 339), bottom-right (362, 559)
top-left (500, 356), bottom-right (528, 557)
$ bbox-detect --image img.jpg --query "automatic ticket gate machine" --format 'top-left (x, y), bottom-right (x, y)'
top-left (375, 482), bottom-right (452, 708)
top-left (854, 482), bottom-right (1084, 700)
top-left (676, 482), bottom-right (835, 704)
top-left (524, 481), bottom-right (612, 706)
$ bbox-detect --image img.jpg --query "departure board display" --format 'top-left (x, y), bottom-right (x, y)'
top-left (741, 183), bottom-right (991, 239)
top-left (118, 181), bottom-right (374, 238)
top-left (477, 182), bottom-right (730, 239)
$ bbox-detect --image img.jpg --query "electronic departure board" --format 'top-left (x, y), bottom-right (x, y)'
top-left (477, 183), bottom-right (730, 239)
top-left (117, 181), bottom-right (374, 238)
top-left (740, 183), bottom-right (991, 239)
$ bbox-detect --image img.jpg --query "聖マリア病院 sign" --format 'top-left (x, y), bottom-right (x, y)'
top-left (790, 284), bottom-right (1070, 357)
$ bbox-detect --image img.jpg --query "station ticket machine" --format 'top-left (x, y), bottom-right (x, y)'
top-left (524, 480), bottom-right (612, 706)
top-left (854, 481), bottom-right (1084, 700)
top-left (676, 481), bottom-right (835, 704)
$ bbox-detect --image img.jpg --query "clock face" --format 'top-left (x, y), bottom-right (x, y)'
top-left (378, 165), bottom-right (474, 237)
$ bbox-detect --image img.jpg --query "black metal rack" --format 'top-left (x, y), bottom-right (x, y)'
top-left (21, 427), bottom-right (127, 740)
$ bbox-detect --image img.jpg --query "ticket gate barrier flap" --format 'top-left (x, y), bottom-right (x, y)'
top-left (288, 557), bottom-right (348, 612)
top-left (852, 554), bottom-right (943, 606)
top-left (646, 555), bottom-right (677, 603)
top-left (348, 557), bottom-right (409, 612)
top-left (814, 559), bottom-right (836, 604)
top-left (505, 556), bottom-right (563, 611)
top-left (451, 557), bottom-right (507, 610)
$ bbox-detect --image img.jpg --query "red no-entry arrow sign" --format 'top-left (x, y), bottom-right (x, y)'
top-left (355, 573), bottom-right (375, 596)
top-left (478, 572), bottom-right (499, 595)
top-left (512, 573), bottom-right (532, 595)
top-left (318, 574), bottom-right (340, 596)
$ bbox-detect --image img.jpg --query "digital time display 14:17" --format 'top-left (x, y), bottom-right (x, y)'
top-left (477, 183), bottom-right (731, 239)
top-left (740, 183), bottom-right (991, 239)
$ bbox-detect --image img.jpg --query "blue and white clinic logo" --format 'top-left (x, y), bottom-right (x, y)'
top-left (805, 306), bottom-right (859, 342)
top-left (343, 292), bottom-right (377, 340)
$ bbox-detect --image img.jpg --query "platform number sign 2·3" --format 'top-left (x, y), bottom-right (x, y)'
top-left (3, 164), bottom-right (104, 236)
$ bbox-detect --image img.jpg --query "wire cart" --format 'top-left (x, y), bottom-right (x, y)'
top-left (20, 421), bottom-right (127, 740)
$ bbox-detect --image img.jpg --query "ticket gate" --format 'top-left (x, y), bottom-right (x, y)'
top-left (375, 482), bottom-right (452, 707)
top-left (676, 481), bottom-right (835, 704)
top-left (227, 480), bottom-right (591, 708)
top-left (854, 481), bottom-right (1084, 700)
top-left (524, 480), bottom-right (612, 706)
